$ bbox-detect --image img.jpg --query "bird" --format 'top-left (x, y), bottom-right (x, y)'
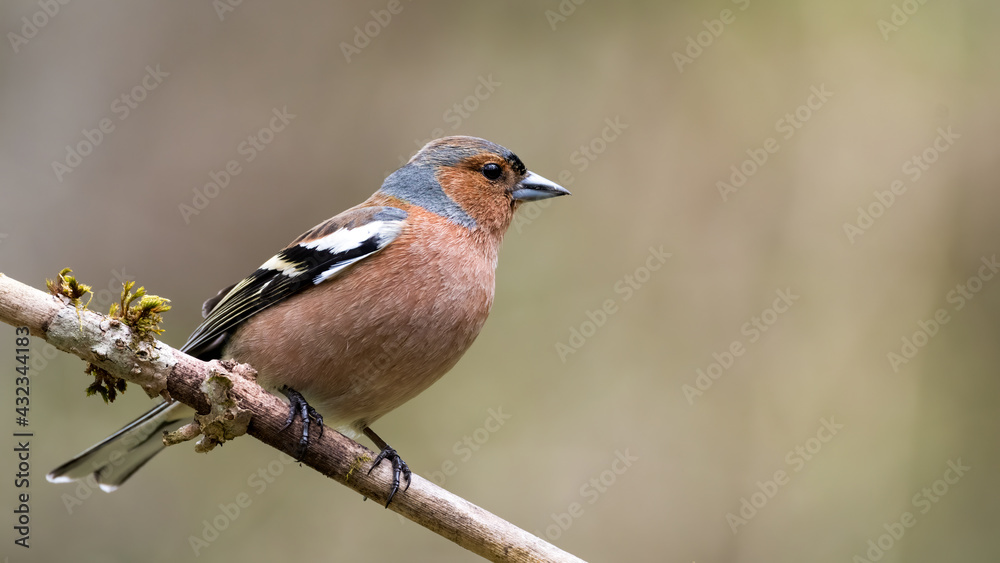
top-left (46, 135), bottom-right (570, 506)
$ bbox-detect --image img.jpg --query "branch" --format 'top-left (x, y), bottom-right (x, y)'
top-left (0, 272), bottom-right (586, 563)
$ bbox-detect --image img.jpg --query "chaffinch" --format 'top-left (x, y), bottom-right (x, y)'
top-left (47, 136), bottom-right (569, 505)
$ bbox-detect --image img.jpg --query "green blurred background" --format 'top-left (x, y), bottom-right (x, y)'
top-left (2, 1), bottom-right (1000, 561)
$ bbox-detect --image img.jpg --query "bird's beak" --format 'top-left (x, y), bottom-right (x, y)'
top-left (511, 171), bottom-right (572, 202)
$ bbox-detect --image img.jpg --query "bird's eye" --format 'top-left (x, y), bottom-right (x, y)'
top-left (481, 163), bottom-right (503, 180)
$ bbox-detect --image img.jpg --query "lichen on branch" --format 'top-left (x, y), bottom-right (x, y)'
top-left (109, 280), bottom-right (171, 337)
top-left (46, 267), bottom-right (92, 307)
top-left (49, 270), bottom-right (172, 403)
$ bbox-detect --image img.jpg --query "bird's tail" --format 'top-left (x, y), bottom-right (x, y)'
top-left (46, 400), bottom-right (194, 492)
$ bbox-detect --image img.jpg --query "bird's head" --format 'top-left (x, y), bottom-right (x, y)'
top-left (379, 136), bottom-right (570, 235)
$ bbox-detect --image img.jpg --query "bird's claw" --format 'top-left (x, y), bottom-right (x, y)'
top-left (368, 445), bottom-right (411, 507)
top-left (279, 387), bottom-right (324, 459)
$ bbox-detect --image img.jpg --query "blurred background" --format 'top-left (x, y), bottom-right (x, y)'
top-left (2, 1), bottom-right (999, 561)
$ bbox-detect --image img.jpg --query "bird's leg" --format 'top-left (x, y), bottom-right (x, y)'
top-left (279, 386), bottom-right (324, 459)
top-left (364, 426), bottom-right (412, 507)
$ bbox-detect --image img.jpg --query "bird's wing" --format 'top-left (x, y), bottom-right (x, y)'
top-left (180, 205), bottom-right (408, 358)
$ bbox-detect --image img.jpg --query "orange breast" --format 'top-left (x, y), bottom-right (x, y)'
top-left (223, 207), bottom-right (498, 432)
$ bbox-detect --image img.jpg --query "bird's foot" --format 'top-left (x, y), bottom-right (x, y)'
top-left (279, 386), bottom-right (324, 459)
top-left (363, 427), bottom-right (411, 507)
top-left (368, 445), bottom-right (411, 507)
